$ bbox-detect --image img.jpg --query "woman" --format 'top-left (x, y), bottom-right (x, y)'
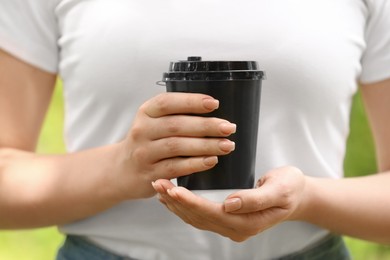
top-left (1, 0), bottom-right (389, 259)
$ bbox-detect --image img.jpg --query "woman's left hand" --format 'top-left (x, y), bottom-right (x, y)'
top-left (152, 166), bottom-right (308, 242)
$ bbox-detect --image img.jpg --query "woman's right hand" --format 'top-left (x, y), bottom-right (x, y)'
top-left (116, 92), bottom-right (237, 199)
top-left (0, 50), bottom-right (235, 226)
top-left (0, 49), bottom-right (235, 227)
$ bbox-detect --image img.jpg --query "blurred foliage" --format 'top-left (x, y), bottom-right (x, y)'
top-left (344, 90), bottom-right (377, 177)
top-left (0, 82), bottom-right (389, 259)
top-left (343, 90), bottom-right (390, 259)
top-left (36, 80), bottom-right (66, 154)
top-left (0, 228), bottom-right (63, 260)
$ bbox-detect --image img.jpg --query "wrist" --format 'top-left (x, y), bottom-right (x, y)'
top-left (113, 139), bottom-right (154, 201)
top-left (289, 175), bottom-right (318, 222)
top-left (86, 142), bottom-right (134, 204)
top-left (107, 141), bottom-right (134, 201)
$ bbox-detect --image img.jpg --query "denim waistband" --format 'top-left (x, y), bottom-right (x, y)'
top-left (56, 235), bottom-right (134, 260)
top-left (56, 233), bottom-right (350, 260)
top-left (277, 234), bottom-right (351, 260)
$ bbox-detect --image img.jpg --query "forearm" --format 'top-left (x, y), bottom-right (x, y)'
top-left (299, 172), bottom-right (390, 244)
top-left (0, 93), bottom-right (233, 229)
top-left (0, 144), bottom-right (125, 229)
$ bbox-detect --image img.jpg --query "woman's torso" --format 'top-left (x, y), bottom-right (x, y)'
top-left (54, 0), bottom-right (367, 259)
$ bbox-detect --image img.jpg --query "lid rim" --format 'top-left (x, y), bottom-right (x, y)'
top-left (169, 59), bottom-right (259, 72)
top-left (163, 71), bottom-right (265, 81)
top-left (163, 57), bottom-right (265, 81)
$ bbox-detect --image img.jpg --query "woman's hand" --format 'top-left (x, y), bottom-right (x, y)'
top-left (116, 92), bottom-right (236, 199)
top-left (152, 166), bottom-right (307, 242)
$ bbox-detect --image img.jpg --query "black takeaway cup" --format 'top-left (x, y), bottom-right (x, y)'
top-left (161, 56), bottom-right (265, 190)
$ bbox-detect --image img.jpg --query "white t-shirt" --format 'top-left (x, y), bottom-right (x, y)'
top-left (1, 0), bottom-right (390, 259)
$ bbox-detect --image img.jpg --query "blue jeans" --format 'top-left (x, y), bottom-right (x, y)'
top-left (56, 234), bottom-right (351, 260)
top-left (276, 234), bottom-right (351, 260)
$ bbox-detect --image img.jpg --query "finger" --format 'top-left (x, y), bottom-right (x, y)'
top-left (149, 115), bottom-right (236, 139)
top-left (152, 179), bottom-right (176, 204)
top-left (130, 135), bottom-right (233, 163)
top-left (152, 179), bottom-right (175, 195)
top-left (148, 137), bottom-right (235, 161)
top-left (223, 186), bottom-right (282, 214)
top-left (141, 93), bottom-right (219, 118)
top-left (161, 188), bottom-right (252, 241)
top-left (163, 187), bottom-right (227, 224)
top-left (162, 186), bottom-right (288, 241)
top-left (158, 191), bottom-right (219, 233)
top-left (152, 156), bottom-right (218, 180)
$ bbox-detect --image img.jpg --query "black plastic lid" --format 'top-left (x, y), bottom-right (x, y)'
top-left (162, 57), bottom-right (265, 81)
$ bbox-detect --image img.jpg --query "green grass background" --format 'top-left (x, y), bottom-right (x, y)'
top-left (0, 81), bottom-right (390, 259)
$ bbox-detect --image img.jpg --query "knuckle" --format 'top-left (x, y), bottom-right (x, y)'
top-left (154, 93), bottom-right (171, 114)
top-left (132, 146), bottom-right (149, 162)
top-left (129, 124), bottom-right (145, 140)
top-left (163, 159), bottom-right (180, 178)
top-left (165, 137), bottom-right (181, 154)
top-left (138, 101), bottom-right (149, 114)
top-left (253, 198), bottom-right (265, 210)
top-left (165, 117), bottom-right (181, 134)
top-left (182, 93), bottom-right (199, 108)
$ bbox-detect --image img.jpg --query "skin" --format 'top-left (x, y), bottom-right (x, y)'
top-left (0, 49), bottom-right (236, 228)
top-left (1, 48), bottom-right (390, 246)
top-left (153, 78), bottom-right (390, 244)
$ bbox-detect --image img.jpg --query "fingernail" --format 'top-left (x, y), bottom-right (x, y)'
top-left (151, 181), bottom-right (161, 192)
top-left (220, 123), bottom-right (237, 134)
top-left (224, 198), bottom-right (242, 212)
top-left (204, 156), bottom-right (218, 166)
top-left (203, 98), bottom-right (219, 110)
top-left (219, 140), bottom-right (235, 152)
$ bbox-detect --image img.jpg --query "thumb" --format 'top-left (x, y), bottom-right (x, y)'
top-left (223, 185), bottom-right (281, 214)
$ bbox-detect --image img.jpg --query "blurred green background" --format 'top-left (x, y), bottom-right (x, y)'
top-left (0, 80), bottom-right (390, 259)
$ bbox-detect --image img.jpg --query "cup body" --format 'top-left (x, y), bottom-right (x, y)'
top-left (162, 57), bottom-right (265, 190)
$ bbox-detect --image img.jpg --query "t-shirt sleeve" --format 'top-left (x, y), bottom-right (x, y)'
top-left (0, 0), bottom-right (59, 73)
top-left (360, 0), bottom-right (390, 84)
